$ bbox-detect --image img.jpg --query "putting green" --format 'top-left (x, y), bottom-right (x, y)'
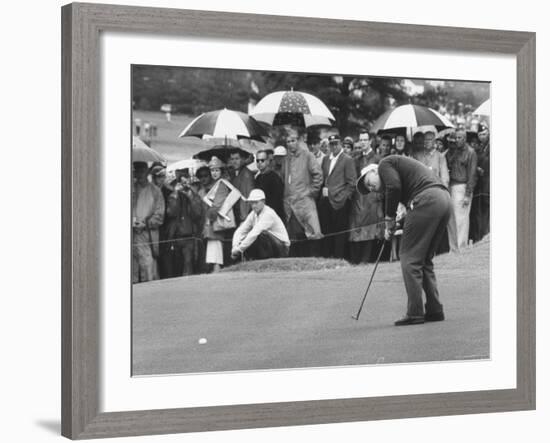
top-left (132, 239), bottom-right (490, 375)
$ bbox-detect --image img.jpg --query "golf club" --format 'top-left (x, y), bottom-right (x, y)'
top-left (351, 241), bottom-right (387, 321)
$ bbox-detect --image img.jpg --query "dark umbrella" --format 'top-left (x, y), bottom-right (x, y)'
top-left (192, 145), bottom-right (251, 164)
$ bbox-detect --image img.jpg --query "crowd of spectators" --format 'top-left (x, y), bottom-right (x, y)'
top-left (132, 120), bottom-right (490, 284)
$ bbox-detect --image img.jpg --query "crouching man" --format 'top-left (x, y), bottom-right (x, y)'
top-left (231, 189), bottom-right (290, 260)
top-left (357, 156), bottom-right (451, 326)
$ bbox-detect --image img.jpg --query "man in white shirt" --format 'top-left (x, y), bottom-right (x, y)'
top-left (231, 189), bottom-right (290, 260)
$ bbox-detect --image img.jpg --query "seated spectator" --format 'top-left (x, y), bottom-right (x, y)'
top-left (231, 189), bottom-right (290, 260)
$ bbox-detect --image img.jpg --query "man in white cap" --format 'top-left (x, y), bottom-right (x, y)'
top-left (357, 156), bottom-right (451, 325)
top-left (272, 145), bottom-right (287, 179)
top-left (231, 189), bottom-right (290, 260)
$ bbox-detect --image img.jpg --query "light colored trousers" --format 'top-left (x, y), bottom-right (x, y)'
top-left (132, 229), bottom-right (158, 283)
top-left (447, 183), bottom-right (472, 252)
top-left (206, 239), bottom-right (224, 265)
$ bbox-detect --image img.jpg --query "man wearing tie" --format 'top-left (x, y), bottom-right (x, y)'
top-left (318, 134), bottom-right (357, 259)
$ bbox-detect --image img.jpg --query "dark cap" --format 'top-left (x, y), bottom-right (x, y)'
top-left (328, 134), bottom-right (341, 143)
top-left (133, 161), bottom-right (148, 170)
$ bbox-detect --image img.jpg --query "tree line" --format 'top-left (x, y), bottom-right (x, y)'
top-left (132, 65), bottom-right (489, 138)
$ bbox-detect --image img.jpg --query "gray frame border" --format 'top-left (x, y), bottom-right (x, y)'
top-left (61, 2), bottom-right (535, 439)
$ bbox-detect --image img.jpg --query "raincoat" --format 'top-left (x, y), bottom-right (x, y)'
top-left (282, 145), bottom-right (323, 239)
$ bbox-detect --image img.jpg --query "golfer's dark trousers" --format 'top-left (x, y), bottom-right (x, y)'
top-left (400, 187), bottom-right (451, 318)
top-left (246, 231), bottom-right (290, 260)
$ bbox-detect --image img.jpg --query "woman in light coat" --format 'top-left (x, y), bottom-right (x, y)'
top-left (202, 157), bottom-right (242, 272)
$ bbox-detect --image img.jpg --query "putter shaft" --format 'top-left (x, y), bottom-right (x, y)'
top-left (352, 241), bottom-right (386, 321)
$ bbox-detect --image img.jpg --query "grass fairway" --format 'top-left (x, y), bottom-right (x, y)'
top-left (132, 239), bottom-right (490, 376)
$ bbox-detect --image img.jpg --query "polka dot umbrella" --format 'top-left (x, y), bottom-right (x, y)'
top-left (250, 89), bottom-right (335, 128)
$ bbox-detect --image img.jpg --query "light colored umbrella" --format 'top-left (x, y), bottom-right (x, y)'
top-left (132, 136), bottom-right (165, 163)
top-left (474, 99), bottom-right (491, 116)
top-left (251, 89), bottom-right (335, 127)
top-left (178, 108), bottom-right (268, 142)
top-left (371, 104), bottom-right (455, 133)
top-left (166, 158), bottom-right (207, 175)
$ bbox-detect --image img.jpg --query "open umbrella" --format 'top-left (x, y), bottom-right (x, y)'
top-left (166, 158), bottom-right (207, 175)
top-left (473, 99), bottom-right (490, 116)
top-left (132, 136), bottom-right (165, 163)
top-left (251, 89), bottom-right (335, 128)
top-left (371, 104), bottom-right (454, 134)
top-left (179, 108), bottom-right (268, 142)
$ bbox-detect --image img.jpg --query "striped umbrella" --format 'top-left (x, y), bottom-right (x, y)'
top-left (371, 104), bottom-right (454, 134)
top-left (251, 90), bottom-right (335, 127)
top-left (132, 136), bottom-right (165, 163)
top-left (179, 108), bottom-right (268, 142)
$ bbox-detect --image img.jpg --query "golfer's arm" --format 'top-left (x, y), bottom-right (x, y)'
top-left (378, 164), bottom-right (402, 218)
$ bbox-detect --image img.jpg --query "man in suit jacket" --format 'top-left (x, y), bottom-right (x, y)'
top-left (318, 134), bottom-right (357, 259)
top-left (229, 150), bottom-right (255, 224)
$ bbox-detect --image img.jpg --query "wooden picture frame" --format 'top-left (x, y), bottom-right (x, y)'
top-left (61, 2), bottom-right (535, 439)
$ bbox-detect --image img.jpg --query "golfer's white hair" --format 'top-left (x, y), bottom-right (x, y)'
top-left (360, 164), bottom-right (378, 178)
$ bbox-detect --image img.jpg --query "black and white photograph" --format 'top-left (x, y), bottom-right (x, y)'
top-left (131, 65), bottom-right (491, 376)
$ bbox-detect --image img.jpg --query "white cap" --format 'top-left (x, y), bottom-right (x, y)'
top-left (356, 164), bottom-right (379, 195)
top-left (247, 189), bottom-right (266, 202)
top-left (273, 146), bottom-right (287, 156)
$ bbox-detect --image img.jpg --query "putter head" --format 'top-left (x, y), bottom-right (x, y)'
top-left (351, 315), bottom-right (359, 321)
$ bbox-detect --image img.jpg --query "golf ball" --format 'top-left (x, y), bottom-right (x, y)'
top-left (198, 338), bottom-right (207, 344)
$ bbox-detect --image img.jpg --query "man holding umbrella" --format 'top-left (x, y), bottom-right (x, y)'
top-left (357, 155), bottom-right (451, 325)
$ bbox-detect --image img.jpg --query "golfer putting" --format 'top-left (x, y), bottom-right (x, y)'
top-left (357, 156), bottom-right (451, 326)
